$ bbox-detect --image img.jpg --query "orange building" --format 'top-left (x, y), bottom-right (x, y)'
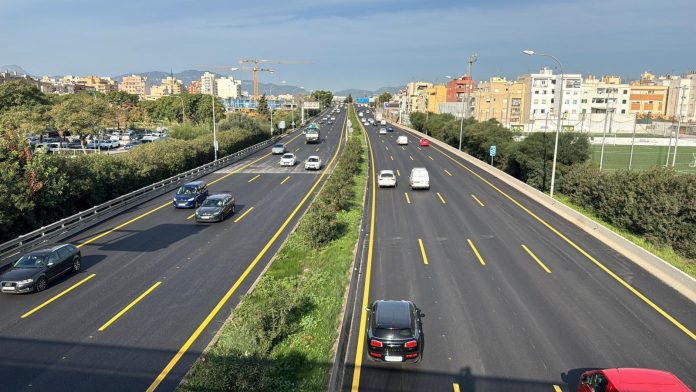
top-left (629, 72), bottom-right (669, 118)
top-left (187, 80), bottom-right (201, 94)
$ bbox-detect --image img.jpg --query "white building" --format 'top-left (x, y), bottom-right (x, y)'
top-left (215, 76), bottom-right (242, 99)
top-left (580, 75), bottom-right (630, 116)
top-left (657, 72), bottom-right (696, 122)
top-left (518, 67), bottom-right (583, 131)
top-left (201, 72), bottom-right (216, 95)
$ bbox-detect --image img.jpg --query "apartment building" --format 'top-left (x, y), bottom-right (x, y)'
top-left (406, 81), bottom-right (432, 113)
top-left (187, 80), bottom-right (202, 94)
top-left (425, 84), bottom-right (447, 113)
top-left (216, 76), bottom-right (242, 99)
top-left (517, 67), bottom-right (583, 131)
top-left (580, 75), bottom-right (630, 116)
top-left (627, 72), bottom-right (669, 119)
top-left (119, 75), bottom-right (148, 98)
top-left (81, 75), bottom-right (117, 94)
top-left (445, 76), bottom-right (475, 102)
top-left (201, 72), bottom-right (216, 95)
top-left (658, 72), bottom-right (696, 122)
top-left (473, 77), bottom-right (528, 126)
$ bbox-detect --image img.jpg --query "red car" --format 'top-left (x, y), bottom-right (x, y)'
top-left (578, 368), bottom-right (692, 392)
top-left (418, 138), bottom-right (429, 147)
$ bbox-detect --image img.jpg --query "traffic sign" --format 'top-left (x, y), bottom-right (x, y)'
top-left (489, 145), bottom-right (496, 157)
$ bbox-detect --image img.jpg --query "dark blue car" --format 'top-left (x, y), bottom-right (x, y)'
top-left (173, 181), bottom-right (209, 208)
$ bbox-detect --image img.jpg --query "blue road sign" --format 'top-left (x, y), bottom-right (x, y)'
top-left (356, 97), bottom-right (370, 104)
top-left (489, 145), bottom-right (496, 157)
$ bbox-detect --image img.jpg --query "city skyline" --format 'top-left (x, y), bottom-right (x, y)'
top-left (1, 0), bottom-right (695, 91)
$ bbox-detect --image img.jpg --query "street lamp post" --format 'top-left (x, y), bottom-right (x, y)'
top-left (523, 49), bottom-right (564, 198)
top-left (672, 86), bottom-right (688, 168)
top-left (211, 88), bottom-right (218, 160)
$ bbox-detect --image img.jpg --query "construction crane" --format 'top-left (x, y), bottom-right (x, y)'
top-left (238, 59), bottom-right (310, 99)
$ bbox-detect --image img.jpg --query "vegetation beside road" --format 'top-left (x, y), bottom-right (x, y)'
top-left (179, 107), bottom-right (367, 392)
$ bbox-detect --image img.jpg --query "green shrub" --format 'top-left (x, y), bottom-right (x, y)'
top-left (300, 202), bottom-right (342, 248)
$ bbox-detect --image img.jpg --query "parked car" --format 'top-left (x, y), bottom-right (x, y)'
top-left (305, 155), bottom-right (322, 170)
top-left (124, 140), bottom-right (142, 150)
top-left (578, 368), bottom-right (692, 392)
top-left (419, 138), bottom-right (430, 147)
top-left (377, 170), bottom-right (397, 188)
top-left (409, 168), bottom-right (430, 190)
top-left (280, 153), bottom-right (297, 166)
top-left (85, 140), bottom-right (100, 149)
top-left (0, 244), bottom-right (81, 294)
top-left (397, 136), bottom-right (409, 145)
top-left (272, 143), bottom-right (286, 154)
top-left (67, 140), bottom-right (83, 149)
top-left (99, 139), bottom-right (120, 150)
top-left (195, 193), bottom-right (235, 222)
top-left (173, 181), bottom-right (209, 208)
top-left (365, 300), bottom-right (423, 363)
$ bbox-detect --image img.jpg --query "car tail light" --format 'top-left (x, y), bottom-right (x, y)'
top-left (404, 340), bottom-right (418, 348)
top-left (369, 339), bottom-right (383, 348)
top-left (405, 353), bottom-right (419, 359)
top-left (369, 352), bottom-right (382, 358)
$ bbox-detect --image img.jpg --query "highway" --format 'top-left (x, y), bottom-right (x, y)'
top-left (0, 107), bottom-right (347, 391)
top-left (341, 113), bottom-right (696, 391)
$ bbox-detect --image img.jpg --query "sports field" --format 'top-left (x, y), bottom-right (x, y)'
top-left (590, 145), bottom-right (696, 173)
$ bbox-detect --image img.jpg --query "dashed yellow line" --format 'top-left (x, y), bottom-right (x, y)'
top-left (385, 146), bottom-right (389, 151)
top-left (409, 155), bottom-right (414, 161)
top-left (248, 174), bottom-right (260, 183)
top-left (437, 192), bottom-right (446, 204)
top-left (453, 383), bottom-right (461, 392)
top-left (471, 194), bottom-right (485, 207)
top-left (234, 206), bottom-right (254, 223)
top-left (428, 155), bottom-right (434, 160)
top-left (295, 147), bottom-right (300, 152)
top-left (98, 281), bottom-right (161, 331)
top-left (390, 155), bottom-right (394, 161)
top-left (396, 169), bottom-right (401, 176)
top-left (404, 192), bottom-right (411, 204)
top-left (418, 238), bottom-right (429, 265)
top-left (21, 274), bottom-right (96, 318)
top-left (315, 147), bottom-right (320, 152)
top-left (186, 212), bottom-right (195, 220)
top-left (401, 146), bottom-right (406, 151)
top-left (467, 239), bottom-right (486, 266)
top-left (522, 244), bottom-right (552, 273)
top-left (444, 169), bottom-right (453, 176)
top-left (280, 175), bottom-right (291, 184)
top-left (553, 385), bottom-right (563, 392)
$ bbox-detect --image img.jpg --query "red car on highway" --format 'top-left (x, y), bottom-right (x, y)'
top-left (578, 368), bottom-right (692, 392)
top-left (418, 138), bottom-right (429, 147)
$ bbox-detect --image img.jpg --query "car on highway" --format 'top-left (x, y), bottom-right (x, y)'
top-left (173, 181), bottom-right (209, 208)
top-left (99, 139), bottom-right (120, 150)
top-left (272, 143), bottom-right (286, 154)
top-left (0, 244), bottom-right (81, 294)
top-left (409, 168), bottom-right (430, 190)
top-left (387, 126), bottom-right (394, 132)
top-left (397, 136), bottom-right (408, 145)
top-left (194, 193), bottom-right (235, 223)
top-left (419, 138), bottom-right (430, 147)
top-left (305, 155), bottom-right (322, 170)
top-left (365, 300), bottom-right (423, 363)
top-left (377, 170), bottom-right (396, 187)
top-left (280, 152), bottom-right (297, 166)
top-left (379, 127), bottom-right (387, 135)
top-left (578, 368), bottom-right (692, 392)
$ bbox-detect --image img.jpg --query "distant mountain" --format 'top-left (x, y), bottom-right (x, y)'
top-left (334, 85), bottom-right (404, 97)
top-left (1, 64), bottom-right (31, 76)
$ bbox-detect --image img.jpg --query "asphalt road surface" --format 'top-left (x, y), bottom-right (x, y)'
top-left (340, 116), bottom-right (696, 392)
top-left (0, 107), bottom-right (346, 392)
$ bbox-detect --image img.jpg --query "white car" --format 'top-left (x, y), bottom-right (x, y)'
top-left (379, 128), bottom-right (387, 135)
top-left (397, 136), bottom-right (409, 145)
top-left (280, 153), bottom-right (296, 166)
top-left (305, 155), bottom-right (322, 170)
top-left (409, 167), bottom-right (430, 190)
top-left (99, 139), bottom-right (120, 149)
top-left (377, 170), bottom-right (397, 188)
top-left (272, 143), bottom-right (286, 154)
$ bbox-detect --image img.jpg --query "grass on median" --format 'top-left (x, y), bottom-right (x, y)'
top-left (178, 108), bottom-right (368, 392)
top-left (555, 194), bottom-right (696, 279)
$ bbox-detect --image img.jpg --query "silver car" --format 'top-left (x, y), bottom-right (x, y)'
top-left (280, 153), bottom-right (296, 166)
top-left (272, 143), bottom-right (286, 154)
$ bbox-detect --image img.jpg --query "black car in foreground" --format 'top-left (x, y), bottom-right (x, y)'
top-left (195, 193), bottom-right (236, 222)
top-left (366, 300), bottom-right (423, 363)
top-left (0, 244), bottom-right (81, 294)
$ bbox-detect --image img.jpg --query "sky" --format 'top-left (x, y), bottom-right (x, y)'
top-left (1, 0), bottom-right (695, 92)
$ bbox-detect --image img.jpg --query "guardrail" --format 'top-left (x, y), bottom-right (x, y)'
top-left (0, 136), bottom-right (279, 266)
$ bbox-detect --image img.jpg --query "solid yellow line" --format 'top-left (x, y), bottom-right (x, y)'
top-left (147, 108), bottom-right (348, 392)
top-left (471, 194), bottom-right (485, 207)
top-left (418, 238), bottom-right (429, 265)
top-left (390, 155), bottom-right (394, 161)
top-left (233, 207), bottom-right (254, 223)
top-left (444, 169), bottom-right (453, 176)
top-left (21, 274), bottom-right (96, 318)
top-left (426, 142), bottom-right (696, 341)
top-left (404, 192), bottom-right (411, 204)
top-left (248, 174), bottom-right (260, 183)
top-left (437, 192), bottom-right (446, 204)
top-left (468, 239), bottom-right (486, 266)
top-left (409, 155), bottom-right (414, 161)
top-left (553, 385), bottom-right (563, 392)
top-left (186, 212), bottom-right (195, 220)
top-left (98, 281), bottom-right (161, 331)
top-left (351, 108), bottom-right (376, 392)
top-left (522, 244), bottom-right (552, 273)
top-left (280, 175), bottom-right (291, 184)
top-left (428, 155), bottom-right (434, 160)
top-left (453, 383), bottom-right (461, 392)
top-left (396, 169), bottom-right (401, 177)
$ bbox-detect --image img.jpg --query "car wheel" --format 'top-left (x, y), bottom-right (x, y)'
top-left (72, 257), bottom-right (81, 272)
top-left (232, 204), bottom-right (236, 214)
top-left (195, 201), bottom-right (200, 208)
top-left (35, 276), bottom-right (48, 292)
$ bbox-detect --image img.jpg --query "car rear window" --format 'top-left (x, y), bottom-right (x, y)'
top-left (381, 173), bottom-right (394, 178)
top-left (373, 327), bottom-right (413, 339)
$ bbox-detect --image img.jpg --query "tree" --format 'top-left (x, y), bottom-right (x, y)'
top-left (0, 80), bottom-right (50, 111)
top-left (311, 90), bottom-right (333, 109)
top-left (51, 94), bottom-right (109, 147)
top-left (344, 94), bottom-right (353, 103)
top-left (257, 94), bottom-right (270, 117)
top-left (106, 91), bottom-right (139, 129)
top-left (377, 92), bottom-right (392, 105)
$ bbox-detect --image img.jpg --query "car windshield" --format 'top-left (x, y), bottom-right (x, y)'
top-left (274, 144), bottom-right (283, 148)
top-left (373, 327), bottom-right (413, 339)
top-left (15, 254), bottom-right (46, 268)
top-left (177, 186), bottom-right (196, 195)
top-left (309, 158), bottom-right (318, 162)
top-left (202, 199), bottom-right (223, 207)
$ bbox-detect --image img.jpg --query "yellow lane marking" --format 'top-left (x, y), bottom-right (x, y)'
top-left (381, 139), bottom-right (384, 143)
top-left (385, 146), bottom-right (389, 151)
top-left (147, 110), bottom-right (348, 392)
top-left (401, 146), bottom-right (405, 151)
top-left (248, 174), bottom-right (260, 183)
top-left (404, 192), bottom-right (411, 204)
top-left (418, 238), bottom-right (429, 265)
top-left (396, 169), bottom-right (401, 177)
top-left (390, 155), bottom-right (394, 161)
top-left (522, 244), bottom-right (552, 273)
top-left (417, 146), bottom-right (422, 150)
top-left (98, 281), bottom-right (161, 331)
top-left (409, 155), bottom-right (414, 161)
top-left (280, 175), bottom-right (291, 184)
top-left (295, 147), bottom-right (300, 152)
top-left (453, 383), bottom-right (461, 392)
top-left (315, 147), bottom-right (320, 152)
top-left (553, 385), bottom-right (563, 392)
top-left (351, 114), bottom-right (377, 392)
top-left (186, 212), bottom-right (195, 220)
top-left (426, 142), bottom-right (696, 341)
top-left (21, 274), bottom-right (96, 318)
top-left (428, 155), bottom-right (434, 161)
top-left (471, 194), bottom-right (485, 207)
top-left (444, 169), bottom-right (453, 176)
top-left (468, 239), bottom-right (486, 266)
top-left (233, 207), bottom-right (254, 223)
top-left (437, 192), bottom-right (446, 204)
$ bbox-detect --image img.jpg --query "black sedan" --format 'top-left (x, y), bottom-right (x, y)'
top-left (195, 193), bottom-right (236, 222)
top-left (365, 300), bottom-right (423, 363)
top-left (0, 244), bottom-right (81, 294)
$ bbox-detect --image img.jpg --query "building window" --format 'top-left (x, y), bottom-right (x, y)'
top-left (621, 109), bottom-right (626, 114)
top-left (622, 99), bottom-right (627, 104)
top-left (535, 90), bottom-right (539, 94)
top-left (581, 99), bottom-right (587, 103)
top-left (573, 100), bottom-right (577, 104)
top-left (551, 98), bottom-right (554, 103)
top-left (542, 100), bottom-right (546, 104)
top-left (565, 99), bottom-right (570, 104)
top-left (534, 99), bottom-right (539, 104)
top-left (541, 109), bottom-right (546, 113)
top-left (623, 90), bottom-right (628, 94)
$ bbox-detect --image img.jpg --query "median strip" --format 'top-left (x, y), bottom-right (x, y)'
top-left (467, 239), bottom-right (486, 266)
top-left (418, 238), bottom-right (429, 265)
top-left (233, 207), bottom-right (254, 223)
top-left (21, 274), bottom-right (96, 319)
top-left (98, 281), bottom-right (161, 331)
